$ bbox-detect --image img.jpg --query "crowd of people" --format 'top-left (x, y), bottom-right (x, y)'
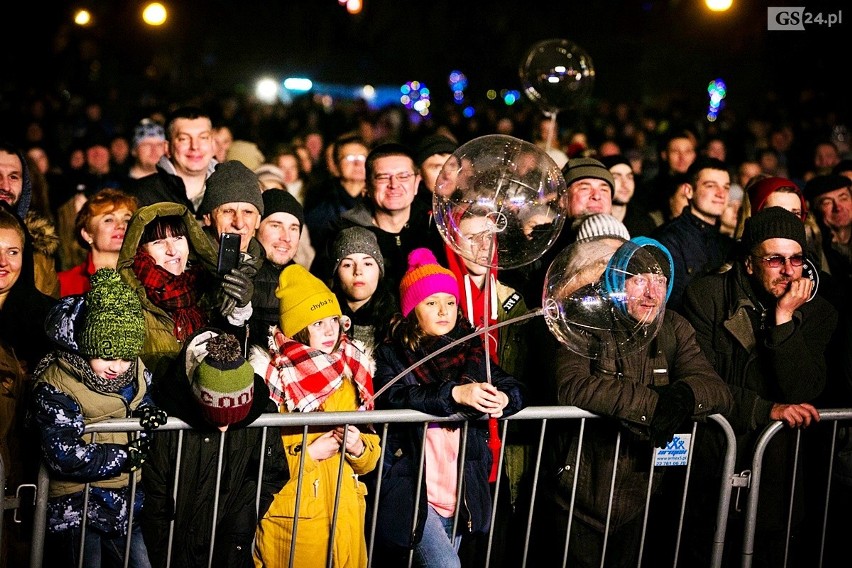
top-left (0, 85), bottom-right (851, 567)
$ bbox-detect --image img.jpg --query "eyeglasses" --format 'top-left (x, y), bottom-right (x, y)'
top-left (342, 154), bottom-right (367, 163)
top-left (373, 171), bottom-right (415, 185)
top-left (751, 254), bottom-right (805, 268)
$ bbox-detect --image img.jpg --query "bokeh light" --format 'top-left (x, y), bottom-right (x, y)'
top-left (400, 80), bottom-right (431, 117)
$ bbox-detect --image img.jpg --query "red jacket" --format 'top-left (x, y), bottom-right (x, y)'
top-left (58, 253), bottom-right (95, 297)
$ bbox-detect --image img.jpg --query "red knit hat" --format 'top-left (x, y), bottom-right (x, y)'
top-left (399, 248), bottom-right (458, 316)
top-left (747, 177), bottom-right (807, 221)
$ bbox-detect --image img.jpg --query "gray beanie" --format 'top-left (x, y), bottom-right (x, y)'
top-left (199, 160), bottom-right (264, 216)
top-left (562, 157), bottom-right (615, 191)
top-left (332, 227), bottom-right (385, 276)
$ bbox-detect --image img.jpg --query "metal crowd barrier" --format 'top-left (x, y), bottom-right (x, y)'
top-left (12, 407), bottom-right (852, 568)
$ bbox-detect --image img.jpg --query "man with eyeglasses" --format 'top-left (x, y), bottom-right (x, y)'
top-left (311, 143), bottom-right (447, 289)
top-left (304, 134), bottom-right (370, 257)
top-left (679, 206), bottom-right (837, 566)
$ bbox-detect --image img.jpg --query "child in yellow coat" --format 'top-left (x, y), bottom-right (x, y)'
top-left (250, 264), bottom-right (380, 568)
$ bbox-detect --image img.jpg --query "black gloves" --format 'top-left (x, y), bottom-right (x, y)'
top-left (221, 266), bottom-right (255, 316)
top-left (133, 406), bottom-right (167, 430)
top-left (124, 438), bottom-right (149, 472)
top-left (649, 381), bottom-right (695, 449)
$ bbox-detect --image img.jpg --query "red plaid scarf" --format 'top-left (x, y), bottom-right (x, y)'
top-left (132, 250), bottom-right (208, 342)
top-left (266, 329), bottom-right (375, 412)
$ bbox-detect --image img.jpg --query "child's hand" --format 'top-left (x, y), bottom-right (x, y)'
top-left (307, 431), bottom-right (341, 462)
top-left (333, 425), bottom-right (366, 457)
top-left (452, 383), bottom-right (510, 417)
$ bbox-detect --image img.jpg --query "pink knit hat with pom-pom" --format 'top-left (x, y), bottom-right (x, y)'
top-left (399, 248), bottom-right (459, 316)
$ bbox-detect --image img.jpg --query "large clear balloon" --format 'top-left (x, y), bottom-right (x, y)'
top-left (433, 134), bottom-right (568, 270)
top-left (542, 237), bottom-right (669, 359)
top-left (520, 38), bottom-right (595, 115)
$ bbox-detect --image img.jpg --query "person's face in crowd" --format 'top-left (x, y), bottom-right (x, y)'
top-left (276, 154), bottom-right (300, 184)
top-left (204, 202), bottom-right (260, 252)
top-left (458, 216), bottom-right (494, 277)
top-left (88, 358), bottom-right (132, 380)
top-left (737, 161), bottom-right (762, 188)
top-left (82, 206), bottom-right (133, 254)
top-left (609, 163), bottom-right (635, 205)
top-left (0, 227), bottom-right (24, 297)
top-left (598, 140), bottom-right (621, 157)
top-left (337, 253), bottom-right (380, 305)
top-left (565, 178), bottom-right (612, 217)
top-left (337, 142), bottom-right (369, 184)
top-left (212, 126), bottom-right (233, 163)
top-left (26, 147), bottom-right (49, 175)
top-left (307, 315), bottom-right (340, 354)
top-left (687, 167), bottom-right (731, 224)
top-left (763, 192), bottom-right (803, 220)
top-left (135, 137), bottom-right (166, 170)
top-left (414, 293), bottom-right (458, 337)
top-left (110, 137), bottom-right (130, 164)
top-left (69, 148), bottom-right (86, 170)
top-left (522, 212), bottom-right (553, 240)
top-left (704, 139), bottom-right (726, 161)
top-left (0, 151), bottom-right (23, 208)
top-left (624, 272), bottom-right (667, 322)
top-left (720, 197), bottom-right (741, 232)
top-left (664, 137), bottom-right (696, 174)
top-left (257, 212), bottom-right (300, 266)
top-left (86, 144), bottom-right (112, 175)
top-left (745, 238), bottom-right (804, 299)
top-left (370, 155), bottom-right (420, 213)
top-left (168, 117), bottom-right (215, 177)
top-left (295, 146), bottom-right (312, 174)
top-left (814, 143), bottom-right (839, 171)
top-left (305, 133), bottom-right (324, 162)
top-left (813, 187), bottom-right (852, 232)
top-left (420, 153), bottom-right (452, 195)
top-left (142, 230), bottom-right (189, 276)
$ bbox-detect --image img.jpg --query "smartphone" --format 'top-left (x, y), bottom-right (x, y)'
top-left (217, 233), bottom-right (241, 276)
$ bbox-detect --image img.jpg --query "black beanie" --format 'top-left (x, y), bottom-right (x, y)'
top-left (261, 189), bottom-right (304, 231)
top-left (742, 206), bottom-right (806, 253)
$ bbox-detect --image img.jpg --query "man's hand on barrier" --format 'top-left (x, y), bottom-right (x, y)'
top-left (649, 382), bottom-right (694, 449)
top-left (770, 402), bottom-right (820, 428)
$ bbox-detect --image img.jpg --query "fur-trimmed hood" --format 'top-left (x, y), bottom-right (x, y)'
top-left (24, 211), bottom-right (59, 257)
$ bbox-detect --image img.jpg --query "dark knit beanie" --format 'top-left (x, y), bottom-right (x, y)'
top-left (262, 189), bottom-right (304, 229)
top-left (742, 206), bottom-right (806, 253)
top-left (561, 157), bottom-right (615, 192)
top-left (79, 268), bottom-right (145, 360)
top-left (414, 134), bottom-right (459, 166)
top-left (332, 226), bottom-right (385, 276)
top-left (599, 154), bottom-right (631, 171)
top-left (191, 332), bottom-right (255, 427)
top-left (803, 174), bottom-right (851, 205)
top-left (199, 160), bottom-right (264, 216)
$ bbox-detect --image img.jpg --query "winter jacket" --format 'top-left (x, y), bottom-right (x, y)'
top-left (58, 252), bottom-right (96, 297)
top-left (248, 259), bottom-right (294, 350)
top-left (252, 376), bottom-right (380, 568)
top-left (115, 202), bottom-right (220, 379)
top-left (30, 295), bottom-right (157, 534)
top-left (652, 206), bottom-right (734, 311)
top-left (142, 328), bottom-right (288, 568)
top-left (549, 309), bottom-right (733, 531)
top-left (129, 157), bottom-right (217, 218)
top-left (371, 337), bottom-right (526, 549)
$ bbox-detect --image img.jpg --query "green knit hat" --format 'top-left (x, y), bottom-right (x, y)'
top-left (191, 332), bottom-right (255, 426)
top-left (79, 268), bottom-right (145, 360)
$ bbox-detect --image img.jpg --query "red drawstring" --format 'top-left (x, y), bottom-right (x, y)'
top-left (487, 416), bottom-right (501, 483)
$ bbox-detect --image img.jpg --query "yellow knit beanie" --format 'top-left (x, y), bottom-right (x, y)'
top-left (276, 264), bottom-right (342, 337)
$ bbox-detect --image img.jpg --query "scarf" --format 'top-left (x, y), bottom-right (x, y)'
top-left (132, 250), bottom-right (207, 341)
top-left (266, 330), bottom-right (375, 413)
top-left (444, 244), bottom-right (499, 362)
top-left (35, 350), bottom-right (137, 393)
top-left (402, 317), bottom-right (488, 387)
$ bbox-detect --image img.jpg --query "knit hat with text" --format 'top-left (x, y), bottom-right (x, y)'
top-left (190, 331), bottom-right (254, 427)
top-left (276, 264), bottom-right (342, 337)
top-left (399, 248), bottom-right (458, 317)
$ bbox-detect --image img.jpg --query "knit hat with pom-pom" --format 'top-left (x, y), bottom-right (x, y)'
top-left (190, 331), bottom-right (255, 427)
top-left (399, 248), bottom-right (458, 317)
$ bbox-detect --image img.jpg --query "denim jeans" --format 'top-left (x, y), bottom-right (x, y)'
top-left (52, 521), bottom-right (152, 568)
top-left (414, 505), bottom-right (462, 568)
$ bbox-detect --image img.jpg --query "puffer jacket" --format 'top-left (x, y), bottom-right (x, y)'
top-left (549, 309), bottom-right (733, 531)
top-left (115, 202), bottom-right (220, 379)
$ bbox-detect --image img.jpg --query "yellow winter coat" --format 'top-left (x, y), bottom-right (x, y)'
top-left (254, 378), bottom-right (380, 568)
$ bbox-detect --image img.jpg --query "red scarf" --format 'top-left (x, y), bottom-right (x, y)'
top-left (266, 330), bottom-right (375, 413)
top-left (444, 244), bottom-right (499, 363)
top-left (132, 250), bottom-right (208, 342)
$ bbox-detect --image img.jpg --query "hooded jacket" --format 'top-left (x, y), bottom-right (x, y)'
top-left (130, 155), bottom-right (217, 217)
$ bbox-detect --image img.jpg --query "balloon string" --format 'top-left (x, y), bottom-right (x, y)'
top-left (545, 111), bottom-right (558, 151)
top-left (366, 309), bottom-right (543, 406)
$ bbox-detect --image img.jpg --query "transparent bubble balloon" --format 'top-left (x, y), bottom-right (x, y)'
top-left (520, 38), bottom-right (595, 115)
top-left (433, 134), bottom-right (568, 270)
top-left (542, 237), bottom-right (669, 359)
